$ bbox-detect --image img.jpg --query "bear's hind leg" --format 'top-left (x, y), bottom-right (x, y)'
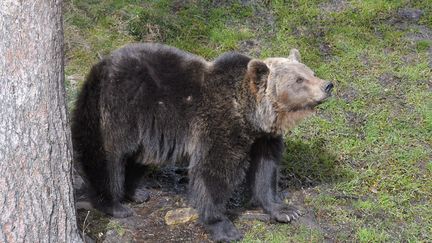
top-left (124, 159), bottom-right (150, 203)
top-left (92, 153), bottom-right (134, 218)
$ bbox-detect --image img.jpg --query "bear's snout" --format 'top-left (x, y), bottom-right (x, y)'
top-left (324, 82), bottom-right (334, 94)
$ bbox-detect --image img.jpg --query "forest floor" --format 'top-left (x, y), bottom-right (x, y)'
top-left (65, 0), bottom-right (431, 242)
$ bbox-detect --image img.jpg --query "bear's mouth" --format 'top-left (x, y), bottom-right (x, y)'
top-left (301, 96), bottom-right (330, 110)
top-left (285, 95), bottom-right (331, 112)
top-left (315, 98), bottom-right (327, 106)
top-left (314, 93), bottom-right (332, 106)
top-left (290, 104), bottom-right (316, 112)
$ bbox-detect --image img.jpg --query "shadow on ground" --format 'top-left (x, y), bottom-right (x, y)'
top-left (281, 138), bottom-right (343, 190)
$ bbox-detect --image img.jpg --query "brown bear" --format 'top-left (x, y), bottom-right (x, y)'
top-left (71, 43), bottom-right (333, 242)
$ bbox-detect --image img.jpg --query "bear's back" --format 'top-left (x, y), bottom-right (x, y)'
top-left (100, 43), bottom-right (208, 111)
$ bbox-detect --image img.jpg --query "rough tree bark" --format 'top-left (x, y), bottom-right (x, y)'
top-left (0, 1), bottom-right (82, 242)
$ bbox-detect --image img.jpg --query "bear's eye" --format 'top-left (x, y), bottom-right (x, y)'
top-left (296, 77), bottom-right (304, 84)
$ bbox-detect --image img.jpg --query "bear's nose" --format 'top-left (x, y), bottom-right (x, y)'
top-left (325, 82), bottom-right (334, 93)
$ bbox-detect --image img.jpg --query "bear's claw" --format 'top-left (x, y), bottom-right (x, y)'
top-left (271, 205), bottom-right (302, 223)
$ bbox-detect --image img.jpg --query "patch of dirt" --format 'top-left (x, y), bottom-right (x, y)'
top-left (387, 7), bottom-right (432, 44)
top-left (170, 0), bottom-right (193, 13)
top-left (388, 7), bottom-right (423, 25)
top-left (417, 159), bottom-right (430, 174)
top-left (123, 193), bottom-right (210, 242)
top-left (359, 53), bottom-right (371, 66)
top-left (400, 52), bottom-right (420, 65)
top-left (378, 72), bottom-right (401, 87)
top-left (397, 8), bottom-right (423, 23)
top-left (238, 39), bottom-right (262, 57)
top-left (319, 42), bottom-right (333, 61)
top-left (319, 0), bottom-right (350, 13)
top-left (76, 167), bottom-right (212, 242)
top-left (339, 85), bottom-right (358, 103)
top-left (77, 190), bottom-right (211, 243)
top-left (345, 111), bottom-right (365, 127)
top-left (346, 111), bottom-right (366, 140)
top-left (377, 91), bottom-right (417, 120)
top-left (291, 25), bottom-right (334, 60)
top-left (404, 24), bottom-right (432, 42)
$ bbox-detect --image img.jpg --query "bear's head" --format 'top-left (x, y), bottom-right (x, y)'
top-left (245, 49), bottom-right (333, 134)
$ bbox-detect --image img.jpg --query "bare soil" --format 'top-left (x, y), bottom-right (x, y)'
top-left (75, 166), bottom-right (332, 242)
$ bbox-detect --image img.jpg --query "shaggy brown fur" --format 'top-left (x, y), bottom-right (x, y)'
top-left (72, 44), bottom-right (333, 242)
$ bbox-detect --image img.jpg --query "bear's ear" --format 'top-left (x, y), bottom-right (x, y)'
top-left (288, 48), bottom-right (301, 63)
top-left (247, 59), bottom-right (269, 90)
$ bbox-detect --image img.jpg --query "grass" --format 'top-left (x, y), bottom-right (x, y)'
top-left (65, 0), bottom-right (432, 242)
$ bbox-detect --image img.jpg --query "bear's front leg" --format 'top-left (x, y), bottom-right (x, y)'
top-left (189, 169), bottom-right (243, 242)
top-left (247, 136), bottom-right (301, 223)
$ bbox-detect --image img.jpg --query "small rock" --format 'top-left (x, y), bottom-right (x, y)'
top-left (165, 208), bottom-right (198, 225)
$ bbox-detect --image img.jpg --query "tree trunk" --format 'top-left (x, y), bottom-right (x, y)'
top-left (0, 1), bottom-right (82, 242)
